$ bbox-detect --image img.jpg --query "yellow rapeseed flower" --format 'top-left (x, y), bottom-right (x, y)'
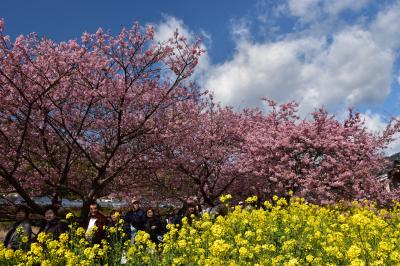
top-left (245, 195), bottom-right (258, 204)
top-left (347, 245), bottom-right (362, 259)
top-left (219, 194), bottom-right (233, 203)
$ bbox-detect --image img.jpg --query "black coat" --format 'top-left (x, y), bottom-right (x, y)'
top-left (38, 219), bottom-right (67, 240)
top-left (144, 216), bottom-right (165, 243)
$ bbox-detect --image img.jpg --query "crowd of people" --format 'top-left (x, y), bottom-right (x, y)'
top-left (2, 196), bottom-right (212, 250)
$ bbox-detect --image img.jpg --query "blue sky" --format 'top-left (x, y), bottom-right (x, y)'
top-left (1, 0), bottom-right (249, 62)
top-left (2, 0), bottom-right (400, 153)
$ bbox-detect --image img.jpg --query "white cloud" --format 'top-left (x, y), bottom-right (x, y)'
top-left (288, 0), bottom-right (321, 22)
top-left (300, 28), bottom-right (393, 109)
top-left (361, 111), bottom-right (400, 155)
top-left (204, 26), bottom-right (393, 115)
top-left (324, 0), bottom-right (370, 15)
top-left (361, 110), bottom-right (388, 132)
top-left (371, 2), bottom-right (400, 50)
top-left (153, 15), bottom-right (192, 44)
top-left (287, 0), bottom-right (370, 21)
top-left (230, 18), bottom-right (252, 42)
top-left (386, 135), bottom-right (400, 156)
top-left (204, 37), bottom-right (322, 110)
top-left (202, 1), bottom-right (400, 116)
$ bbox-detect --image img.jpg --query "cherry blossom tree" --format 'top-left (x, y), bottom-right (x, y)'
top-left (237, 99), bottom-right (400, 204)
top-left (0, 19), bottom-right (203, 215)
top-left (145, 96), bottom-right (248, 206)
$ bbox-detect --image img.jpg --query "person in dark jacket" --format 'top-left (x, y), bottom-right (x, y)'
top-left (4, 206), bottom-right (33, 250)
top-left (124, 197), bottom-right (146, 242)
top-left (106, 209), bottom-right (128, 245)
top-left (85, 201), bottom-right (107, 245)
top-left (107, 209), bottom-right (120, 227)
top-left (37, 205), bottom-right (67, 240)
top-left (144, 208), bottom-right (165, 244)
top-left (174, 198), bottom-right (199, 226)
top-left (164, 207), bottom-right (176, 225)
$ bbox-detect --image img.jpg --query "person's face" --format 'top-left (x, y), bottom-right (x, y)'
top-left (188, 206), bottom-right (196, 214)
top-left (147, 209), bottom-right (153, 218)
top-left (45, 209), bottom-right (56, 222)
top-left (111, 212), bottom-right (118, 222)
top-left (16, 211), bottom-right (27, 221)
top-left (132, 202), bottom-right (140, 211)
top-left (90, 204), bottom-right (98, 216)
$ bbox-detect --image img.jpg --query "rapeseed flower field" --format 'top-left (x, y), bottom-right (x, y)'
top-left (1, 195), bottom-right (400, 265)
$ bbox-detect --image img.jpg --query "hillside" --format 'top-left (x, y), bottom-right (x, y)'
top-left (388, 152), bottom-right (400, 163)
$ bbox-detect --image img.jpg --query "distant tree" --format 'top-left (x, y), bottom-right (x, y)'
top-left (237, 99), bottom-right (400, 204)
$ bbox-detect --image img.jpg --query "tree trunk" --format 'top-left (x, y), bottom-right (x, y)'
top-left (80, 199), bottom-right (92, 224)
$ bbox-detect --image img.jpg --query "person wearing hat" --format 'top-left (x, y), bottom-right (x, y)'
top-left (124, 197), bottom-right (146, 242)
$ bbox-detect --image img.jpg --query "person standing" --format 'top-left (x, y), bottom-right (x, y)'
top-left (107, 209), bottom-right (120, 227)
top-left (105, 209), bottom-right (127, 246)
top-left (144, 208), bottom-right (165, 244)
top-left (174, 198), bottom-right (199, 226)
top-left (124, 197), bottom-right (146, 242)
top-left (164, 207), bottom-right (176, 225)
top-left (37, 205), bottom-right (67, 240)
top-left (85, 201), bottom-right (107, 245)
top-left (4, 206), bottom-right (33, 250)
